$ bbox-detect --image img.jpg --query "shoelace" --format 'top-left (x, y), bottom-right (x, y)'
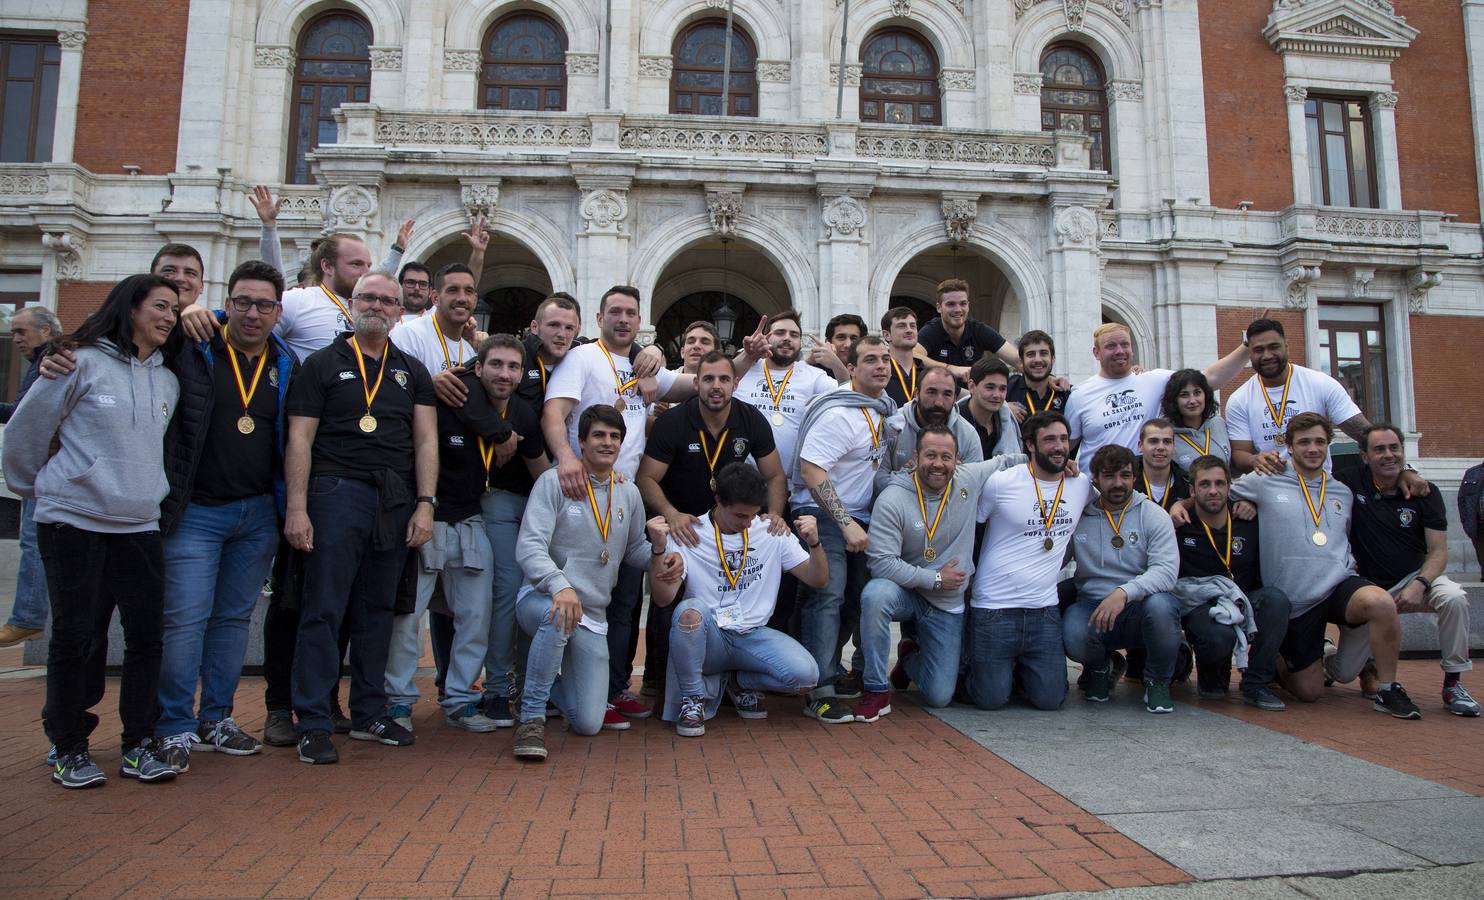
top-left (680, 697), bottom-right (704, 720)
top-left (162, 732), bottom-right (196, 751)
top-left (731, 687), bottom-right (761, 708)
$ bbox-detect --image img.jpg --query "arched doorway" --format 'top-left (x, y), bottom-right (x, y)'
top-left (651, 238), bottom-right (790, 366)
top-left (422, 233), bottom-right (554, 338)
top-left (654, 292), bottom-right (761, 362)
top-left (888, 244), bottom-right (1020, 338)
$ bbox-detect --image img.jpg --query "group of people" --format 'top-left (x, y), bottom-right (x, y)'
top-left (1, 202), bottom-right (1476, 791)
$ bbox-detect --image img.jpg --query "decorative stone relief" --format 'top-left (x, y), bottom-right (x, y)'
top-left (938, 69), bottom-right (975, 92)
top-left (940, 196), bottom-right (978, 244)
top-left (829, 64), bottom-right (862, 87)
top-left (581, 188), bottom-right (629, 234)
top-left (1283, 264), bottom-right (1322, 309)
top-left (1105, 79), bottom-right (1144, 102)
top-left (254, 45), bottom-right (294, 68)
top-left (325, 184), bottom-right (378, 233)
top-left (706, 190), bottom-right (745, 238)
top-left (1406, 268), bottom-right (1442, 314)
top-left (460, 180), bottom-right (501, 221)
top-left (1014, 0), bottom-right (1132, 26)
top-left (566, 53), bottom-right (600, 76)
top-left (1274, 0), bottom-right (1396, 15)
top-left (1350, 267), bottom-right (1375, 298)
top-left (639, 56), bottom-right (673, 78)
top-left (756, 60), bottom-right (792, 83)
top-left (57, 31), bottom-right (87, 50)
top-left (42, 232), bottom-right (85, 282)
top-left (1371, 91), bottom-right (1398, 109)
top-left (1013, 73), bottom-right (1044, 96)
top-left (369, 47), bottom-right (402, 71)
top-left (1313, 214), bottom-right (1419, 239)
top-left (1054, 206), bottom-right (1098, 248)
top-left (1265, 0), bottom-right (1417, 61)
top-left (444, 49), bottom-right (480, 73)
top-left (890, 0), bottom-right (913, 16)
top-left (1283, 84), bottom-right (1308, 102)
top-left (1063, 0), bottom-right (1089, 30)
top-left (0, 170), bottom-right (48, 195)
top-left (821, 195), bottom-right (867, 239)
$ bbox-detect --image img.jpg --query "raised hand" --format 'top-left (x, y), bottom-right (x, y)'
top-left (249, 185), bottom-right (283, 225)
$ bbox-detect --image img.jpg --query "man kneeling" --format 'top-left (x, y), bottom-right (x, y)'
top-left (649, 463), bottom-right (829, 737)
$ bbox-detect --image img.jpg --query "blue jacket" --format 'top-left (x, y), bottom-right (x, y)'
top-left (1461, 462), bottom-right (1483, 541)
top-left (159, 331), bottom-right (297, 533)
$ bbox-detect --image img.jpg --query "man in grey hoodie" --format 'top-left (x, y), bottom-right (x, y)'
top-left (1061, 444), bottom-right (1182, 714)
top-left (881, 365), bottom-right (985, 472)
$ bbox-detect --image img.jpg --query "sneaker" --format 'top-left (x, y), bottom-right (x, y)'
top-left (1322, 639), bottom-right (1338, 686)
top-left (676, 695), bottom-right (706, 737)
top-left (852, 690), bottom-right (892, 723)
top-left (1444, 682), bottom-right (1482, 717)
top-left (545, 701), bottom-right (564, 720)
top-left (120, 742), bottom-right (177, 783)
top-left (52, 750), bottom-right (106, 789)
top-left (609, 691), bottom-right (652, 719)
top-left (1242, 686), bottom-right (1288, 712)
top-left (513, 720), bottom-right (547, 761)
top-left (0, 623), bottom-right (43, 648)
top-left (263, 710), bottom-right (298, 747)
top-left (197, 718), bottom-right (261, 756)
top-left (835, 669), bottom-right (864, 700)
top-left (725, 677), bottom-right (767, 720)
top-left (1198, 685), bottom-right (1229, 700)
top-left (350, 716), bottom-right (416, 746)
top-left (297, 730), bottom-right (337, 765)
top-left (447, 703), bottom-right (499, 733)
top-left (1144, 680), bottom-right (1174, 714)
top-left (1081, 650), bottom-right (1127, 688)
top-left (45, 744), bottom-right (57, 767)
top-left (156, 732), bottom-right (196, 773)
top-left (804, 697), bottom-right (853, 724)
top-left (480, 694), bottom-right (517, 728)
top-left (330, 702), bottom-right (352, 735)
top-left (640, 678), bottom-right (660, 698)
top-left (387, 703), bottom-right (414, 732)
top-left (1374, 683), bottom-right (1422, 720)
top-left (602, 705), bottom-right (632, 731)
top-left (1084, 663), bottom-right (1115, 703)
top-left (889, 639), bottom-right (918, 691)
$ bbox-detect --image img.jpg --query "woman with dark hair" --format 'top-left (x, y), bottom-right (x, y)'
top-left (3, 274), bottom-right (183, 789)
top-left (1161, 368), bottom-right (1231, 473)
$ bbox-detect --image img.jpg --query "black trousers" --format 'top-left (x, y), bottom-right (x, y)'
top-left (39, 524), bottom-right (165, 755)
top-left (263, 536), bottom-right (351, 713)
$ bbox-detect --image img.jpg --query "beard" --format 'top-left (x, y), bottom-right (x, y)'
top-left (354, 312), bottom-right (389, 336)
top-left (769, 345), bottom-right (798, 368)
top-left (917, 404), bottom-right (950, 427)
top-left (1033, 447), bottom-right (1066, 474)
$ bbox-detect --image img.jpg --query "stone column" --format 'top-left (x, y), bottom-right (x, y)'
top-left (1106, 79), bottom-right (1149, 209)
top-left (442, 49), bottom-right (480, 108)
top-left (1370, 91), bottom-right (1403, 210)
top-left (1136, 0), bottom-right (1213, 204)
top-left (816, 191), bottom-right (870, 333)
top-left (369, 46), bottom-right (405, 107)
top-left (575, 178), bottom-right (633, 339)
top-left (1046, 203), bottom-right (1103, 385)
top-left (250, 45), bottom-right (295, 181)
top-left (1466, 0), bottom-right (1484, 225)
top-left (1284, 84), bottom-right (1311, 206)
top-left (50, 30), bottom-right (86, 163)
top-left (174, 0), bottom-right (235, 174)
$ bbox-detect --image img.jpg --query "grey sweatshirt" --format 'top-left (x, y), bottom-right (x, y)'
top-left (882, 399), bottom-right (985, 471)
top-left (3, 340), bottom-right (178, 533)
top-left (516, 467), bottom-right (652, 626)
top-left (1172, 416), bottom-right (1231, 473)
top-left (1070, 491), bottom-right (1178, 605)
top-left (1230, 470), bottom-right (1356, 617)
top-left (867, 454), bottom-right (1026, 610)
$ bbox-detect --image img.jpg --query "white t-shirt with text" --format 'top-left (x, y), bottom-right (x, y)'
top-left (388, 313), bottom-right (476, 377)
top-left (1064, 369), bottom-right (1174, 466)
top-left (972, 465), bottom-right (1094, 610)
top-left (545, 341), bottom-right (679, 479)
top-left (789, 403), bottom-right (887, 516)
top-left (674, 513), bottom-right (811, 632)
top-left (1226, 364), bottom-right (1361, 467)
top-left (276, 285), bottom-right (353, 362)
top-left (735, 360), bottom-right (840, 470)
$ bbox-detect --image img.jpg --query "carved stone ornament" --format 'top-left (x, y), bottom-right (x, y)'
top-left (638, 56), bottom-right (673, 78)
top-left (461, 181), bottom-right (500, 221)
top-left (254, 45), bottom-right (294, 68)
top-left (0, 170), bottom-right (48, 195)
top-left (1350, 267), bottom-right (1374, 298)
top-left (1013, 73), bottom-right (1044, 96)
top-left (43, 232), bottom-right (85, 282)
top-left (706, 190), bottom-right (745, 238)
top-left (890, 0), bottom-right (913, 16)
top-left (829, 64), bottom-right (862, 87)
top-left (581, 188), bottom-right (629, 233)
top-left (938, 69), bottom-right (975, 92)
top-left (325, 184), bottom-right (378, 232)
top-left (57, 31), bottom-right (87, 50)
top-left (1054, 206), bottom-right (1098, 248)
top-left (756, 60), bottom-right (792, 83)
top-left (566, 53), bottom-right (600, 76)
top-left (369, 47), bottom-right (402, 71)
top-left (1283, 265), bottom-right (1322, 309)
top-left (1371, 91), bottom-right (1398, 110)
top-left (1406, 268), bottom-right (1442, 314)
top-left (1284, 84), bottom-right (1308, 102)
top-left (444, 49), bottom-right (480, 73)
top-left (941, 196), bottom-right (978, 244)
top-left (1015, 0), bottom-right (1132, 25)
top-left (1064, 0), bottom-right (1089, 30)
top-left (1265, 0), bottom-right (1417, 61)
top-left (821, 195), bottom-right (867, 239)
top-left (1105, 79), bottom-right (1144, 102)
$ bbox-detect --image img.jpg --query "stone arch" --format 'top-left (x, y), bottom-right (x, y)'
top-left (1012, 4), bottom-right (1142, 82)
top-left (637, 0), bottom-right (790, 62)
top-left (868, 220), bottom-right (1051, 333)
top-left (1099, 281), bottom-right (1156, 361)
top-left (829, 0), bottom-right (975, 71)
top-left (653, 269), bottom-right (784, 320)
top-left (630, 214), bottom-right (818, 325)
top-left (444, 0), bottom-right (600, 53)
top-left (400, 207), bottom-right (576, 296)
top-left (255, 0), bottom-right (404, 47)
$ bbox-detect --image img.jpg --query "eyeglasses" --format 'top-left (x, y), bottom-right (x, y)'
top-left (353, 293), bottom-right (403, 308)
top-left (401, 279), bottom-right (430, 290)
top-left (226, 296), bottom-right (281, 315)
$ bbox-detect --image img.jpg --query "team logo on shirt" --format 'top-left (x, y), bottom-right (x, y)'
top-left (959, 487), bottom-right (969, 499)
top-left (1105, 390), bottom-right (1140, 410)
top-left (268, 368), bottom-right (279, 388)
top-left (96, 395), bottom-right (117, 406)
top-left (1182, 536), bottom-right (1197, 547)
top-left (393, 370), bottom-right (409, 388)
top-left (1398, 509), bottom-right (1415, 528)
top-left (1127, 530), bottom-right (1140, 546)
top-left (733, 437), bottom-right (748, 456)
top-left (337, 371), bottom-right (356, 381)
top-left (1232, 536), bottom-right (1247, 555)
top-left (448, 435), bottom-right (465, 447)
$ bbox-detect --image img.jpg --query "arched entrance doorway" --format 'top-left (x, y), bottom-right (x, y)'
top-left (654, 292), bottom-right (761, 362)
top-left (423, 234), bottom-right (554, 338)
top-left (888, 244), bottom-right (1020, 337)
top-left (650, 238), bottom-right (790, 365)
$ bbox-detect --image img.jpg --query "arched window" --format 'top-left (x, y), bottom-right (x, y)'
top-left (670, 20), bottom-right (757, 117)
top-left (286, 13), bottom-right (371, 184)
top-left (480, 12), bottom-right (568, 111)
top-left (859, 29), bottom-right (941, 126)
top-left (1039, 43), bottom-right (1110, 171)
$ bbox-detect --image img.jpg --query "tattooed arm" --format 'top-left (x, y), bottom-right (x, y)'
top-left (802, 461), bottom-right (868, 552)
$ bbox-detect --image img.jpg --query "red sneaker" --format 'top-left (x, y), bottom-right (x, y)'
top-left (890, 639), bottom-right (918, 691)
top-left (602, 705), bottom-right (631, 731)
top-left (609, 691), bottom-right (652, 719)
top-left (852, 690), bottom-right (892, 723)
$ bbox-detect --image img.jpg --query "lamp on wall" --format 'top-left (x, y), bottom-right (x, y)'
top-left (714, 237), bottom-right (737, 344)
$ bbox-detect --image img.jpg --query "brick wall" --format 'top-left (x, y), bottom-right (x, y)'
top-left (55, 282), bottom-right (114, 332)
top-left (1410, 314), bottom-right (1484, 457)
top-left (1391, 1), bottom-right (1480, 222)
top-left (72, 1), bottom-right (190, 175)
top-left (1200, 4), bottom-right (1293, 211)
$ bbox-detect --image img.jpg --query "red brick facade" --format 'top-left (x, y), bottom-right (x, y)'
top-left (1390, 1), bottom-right (1480, 222)
top-left (55, 282), bottom-right (114, 332)
top-left (1409, 314), bottom-right (1484, 457)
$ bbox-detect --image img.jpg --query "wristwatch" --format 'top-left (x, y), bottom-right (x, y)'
top-left (933, 572), bottom-right (943, 591)
top-left (1414, 575), bottom-right (1432, 590)
top-left (416, 495), bottom-right (438, 508)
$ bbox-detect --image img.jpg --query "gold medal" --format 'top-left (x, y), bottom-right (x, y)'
top-left (1298, 471), bottom-right (1330, 550)
top-left (859, 406), bottom-right (882, 466)
top-left (714, 519), bottom-right (749, 591)
top-left (923, 546), bottom-right (937, 562)
top-left (1031, 464), bottom-right (1068, 556)
top-left (613, 395), bottom-right (628, 413)
top-left (432, 314), bottom-right (465, 370)
top-left (890, 357), bottom-right (918, 402)
top-left (699, 427), bottom-right (730, 497)
top-left (1262, 366), bottom-right (1294, 448)
top-left (913, 472), bottom-right (950, 566)
top-left (350, 336), bottom-right (389, 437)
top-left (771, 412), bottom-right (785, 427)
top-left (586, 473), bottom-right (614, 568)
top-left (598, 339), bottom-right (639, 414)
top-left (237, 415), bottom-right (256, 435)
top-left (709, 478), bottom-right (717, 492)
top-left (1274, 433), bottom-right (1286, 447)
top-left (600, 549), bottom-right (611, 566)
top-left (1312, 531), bottom-right (1328, 546)
top-left (1111, 535), bottom-right (1124, 549)
top-left (223, 327), bottom-right (269, 440)
top-left (1103, 498), bottom-right (1129, 549)
top-left (762, 365), bottom-right (794, 430)
top-left (359, 414), bottom-right (378, 433)
top-left (1043, 537), bottom-right (1055, 552)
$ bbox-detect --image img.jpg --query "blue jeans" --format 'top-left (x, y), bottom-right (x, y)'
top-left (1063, 591), bottom-right (1183, 683)
top-left (859, 579), bottom-right (961, 708)
top-left (605, 562), bottom-right (645, 698)
top-left (8, 496), bottom-right (48, 629)
top-left (480, 488), bottom-right (526, 699)
top-left (967, 606), bottom-right (1067, 710)
top-left (668, 599), bottom-right (818, 703)
top-left (156, 496), bottom-right (279, 737)
top-left (516, 590), bottom-right (608, 736)
top-left (794, 507), bottom-right (868, 700)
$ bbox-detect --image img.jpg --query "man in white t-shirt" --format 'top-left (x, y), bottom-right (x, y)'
top-left (969, 411), bottom-right (1094, 710)
top-left (734, 310), bottom-right (840, 471)
top-left (648, 463), bottom-right (828, 737)
top-left (1228, 317), bottom-right (1366, 475)
top-left (1064, 322), bottom-right (1247, 468)
top-left (389, 263), bottom-right (478, 382)
top-left (542, 285), bottom-right (698, 723)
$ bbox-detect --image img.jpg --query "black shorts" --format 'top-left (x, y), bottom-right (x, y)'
top-left (1279, 575), bottom-right (1374, 672)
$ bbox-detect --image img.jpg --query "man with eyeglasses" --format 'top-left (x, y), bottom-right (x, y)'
top-left (152, 260), bottom-right (299, 773)
top-left (283, 271), bottom-right (439, 765)
top-left (398, 263), bottom-right (433, 319)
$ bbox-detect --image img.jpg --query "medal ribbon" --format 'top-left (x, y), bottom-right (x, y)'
top-left (1261, 365), bottom-right (1294, 438)
top-left (1201, 510), bottom-right (1234, 577)
top-left (1026, 386), bottom-right (1056, 415)
top-left (1102, 499), bottom-right (1129, 542)
top-left (1030, 464), bottom-right (1068, 543)
top-left (475, 403), bottom-right (511, 489)
top-left (319, 283), bottom-right (352, 324)
top-left (860, 408), bottom-right (881, 450)
top-left (223, 327), bottom-right (268, 420)
top-left (912, 472), bottom-right (950, 550)
top-left (349, 336), bottom-right (389, 419)
top-left (713, 519), bottom-right (749, 590)
top-left (537, 357), bottom-right (548, 392)
top-left (699, 428), bottom-right (730, 483)
top-left (1298, 471), bottom-right (1328, 532)
top-left (433, 314), bottom-right (464, 369)
top-left (1142, 468), bottom-right (1173, 510)
top-left (890, 358), bottom-right (917, 402)
top-left (763, 364), bottom-right (794, 414)
top-left (1178, 430), bottom-right (1212, 458)
top-left (585, 473), bottom-right (613, 548)
top-left (597, 339), bottom-right (640, 403)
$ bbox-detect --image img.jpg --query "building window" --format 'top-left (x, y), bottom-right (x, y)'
top-left (859, 29), bottom-right (941, 125)
top-left (480, 13), bottom-right (567, 111)
top-left (1305, 95), bottom-right (1376, 208)
top-left (0, 37), bottom-right (60, 163)
top-left (671, 20), bottom-right (757, 117)
top-left (1039, 43), bottom-right (1109, 171)
top-left (286, 13), bottom-right (371, 185)
top-left (1317, 303), bottom-right (1389, 423)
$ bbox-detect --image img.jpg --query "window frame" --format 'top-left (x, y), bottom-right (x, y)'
top-left (1038, 41), bottom-right (1111, 173)
top-left (669, 19), bottom-right (759, 118)
top-left (0, 35), bottom-right (61, 163)
top-left (1316, 303), bottom-right (1390, 424)
top-left (1303, 93), bottom-right (1378, 209)
top-left (479, 11), bottom-right (568, 113)
top-left (285, 12), bottom-right (372, 185)
top-left (858, 28), bottom-right (942, 126)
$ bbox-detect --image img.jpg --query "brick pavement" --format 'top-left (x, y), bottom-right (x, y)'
top-left (0, 672), bottom-right (1188, 899)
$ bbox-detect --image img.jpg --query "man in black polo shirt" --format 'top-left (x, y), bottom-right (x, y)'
top-left (284, 271), bottom-right (439, 765)
top-left (956, 355), bottom-right (1021, 459)
top-left (637, 350), bottom-right (789, 692)
top-left (915, 278), bottom-right (1018, 380)
top-left (1007, 330), bottom-right (1070, 419)
top-left (882, 307), bottom-right (927, 408)
top-left (1174, 455), bottom-right (1290, 711)
top-left (1338, 425), bottom-right (1478, 716)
